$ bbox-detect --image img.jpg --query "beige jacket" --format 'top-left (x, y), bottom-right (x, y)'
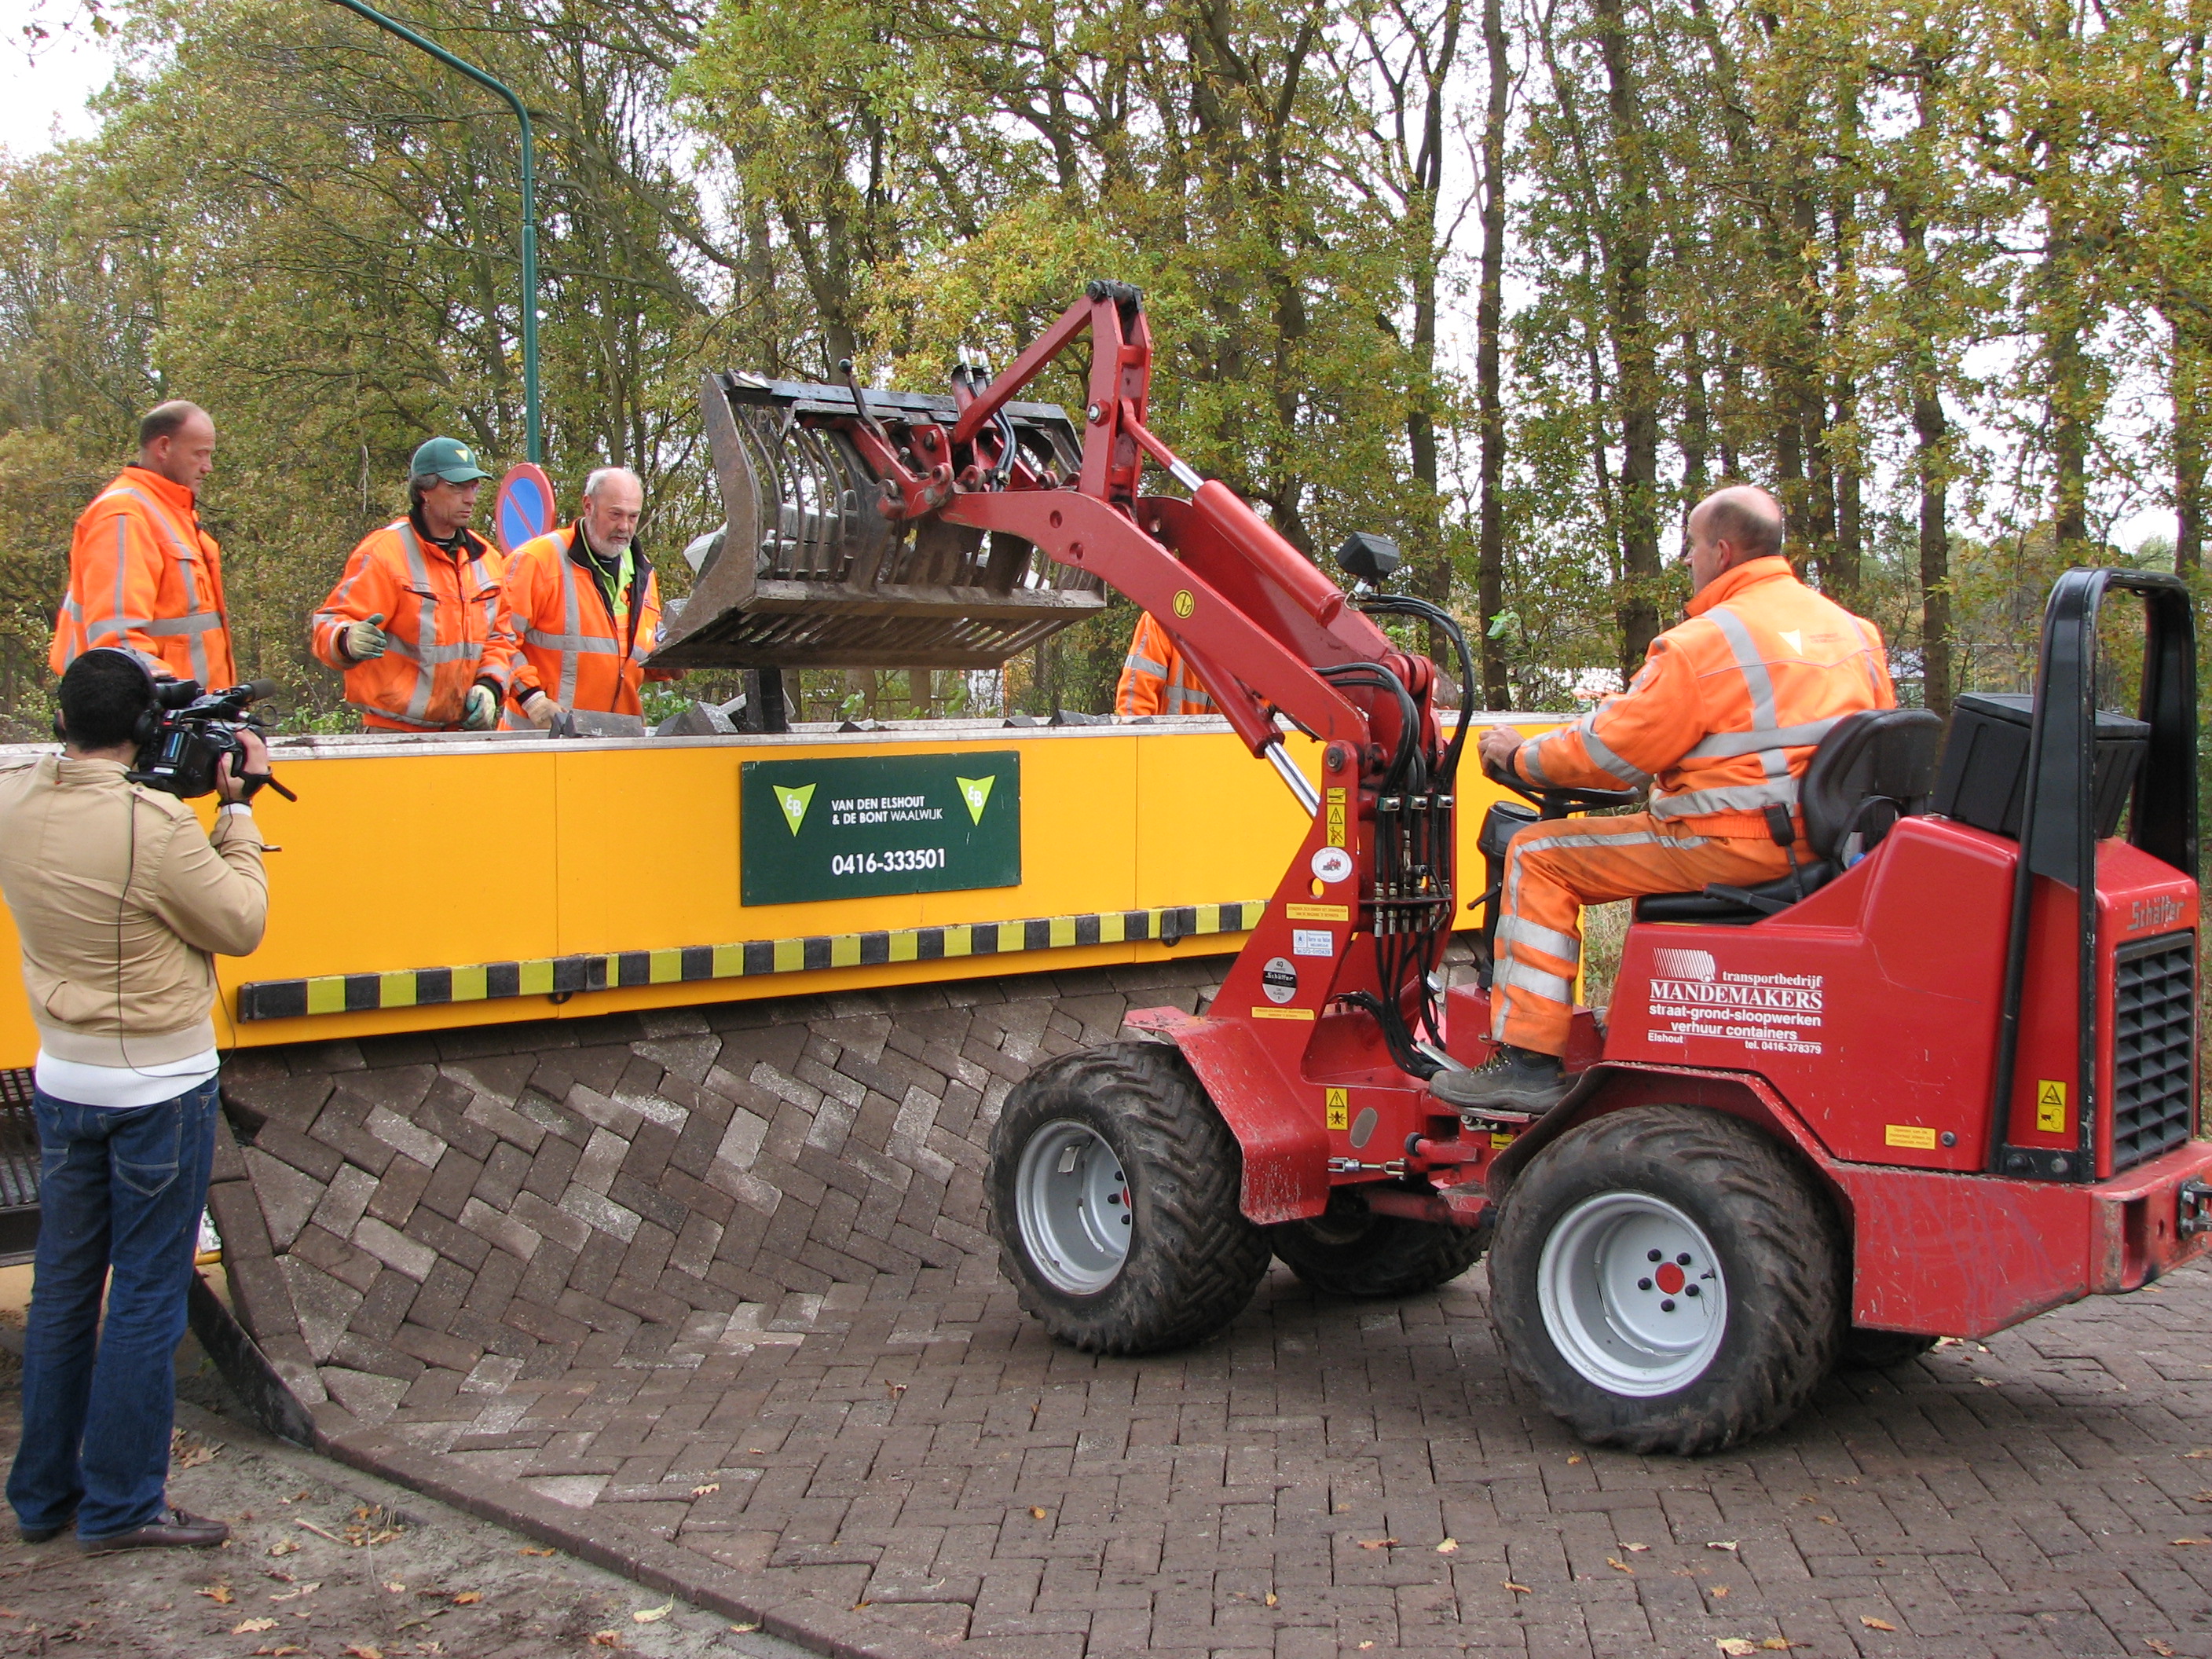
top-left (0, 755), bottom-right (267, 1067)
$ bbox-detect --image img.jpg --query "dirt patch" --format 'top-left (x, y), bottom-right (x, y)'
top-left (0, 1375), bottom-right (811, 1659)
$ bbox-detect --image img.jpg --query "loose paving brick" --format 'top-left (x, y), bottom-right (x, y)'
top-left (212, 961), bottom-right (2212, 1655)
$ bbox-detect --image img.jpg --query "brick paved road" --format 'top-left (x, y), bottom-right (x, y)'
top-left (379, 1243), bottom-right (2212, 1657)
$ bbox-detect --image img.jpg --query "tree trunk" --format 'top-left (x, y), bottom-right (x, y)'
top-left (1592, 0), bottom-right (1662, 678)
top-left (2177, 320), bottom-right (2207, 574)
top-left (1474, 0), bottom-right (1511, 706)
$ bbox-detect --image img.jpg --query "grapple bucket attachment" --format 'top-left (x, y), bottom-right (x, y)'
top-left (648, 373), bottom-right (1106, 671)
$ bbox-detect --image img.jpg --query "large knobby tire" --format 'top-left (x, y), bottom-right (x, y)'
top-left (1489, 1105), bottom-right (1842, 1456)
top-left (1269, 1195), bottom-right (1489, 1299)
top-left (1838, 1328), bottom-right (1939, 1371)
top-left (987, 1041), bottom-right (1270, 1355)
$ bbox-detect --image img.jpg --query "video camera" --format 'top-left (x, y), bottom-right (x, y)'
top-left (130, 679), bottom-right (296, 803)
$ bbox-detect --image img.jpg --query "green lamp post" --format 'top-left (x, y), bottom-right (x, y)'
top-left (325, 0), bottom-right (541, 464)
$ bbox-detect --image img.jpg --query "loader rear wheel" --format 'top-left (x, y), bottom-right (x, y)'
top-left (1269, 1196), bottom-right (1489, 1298)
top-left (1838, 1328), bottom-right (1939, 1370)
top-left (988, 1041), bottom-right (1269, 1355)
top-left (1489, 1105), bottom-right (1841, 1456)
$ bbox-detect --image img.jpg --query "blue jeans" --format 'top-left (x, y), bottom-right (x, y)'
top-left (7, 1076), bottom-right (218, 1540)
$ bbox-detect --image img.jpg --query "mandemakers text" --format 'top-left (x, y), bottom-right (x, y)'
top-left (1646, 969), bottom-right (1826, 1055)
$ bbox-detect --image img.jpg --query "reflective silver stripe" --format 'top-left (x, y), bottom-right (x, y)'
top-left (1681, 715), bottom-right (1846, 760)
top-left (1707, 607), bottom-right (1779, 731)
top-left (111, 514), bottom-right (130, 651)
top-left (1123, 652), bottom-right (1169, 678)
top-left (1516, 736), bottom-right (1555, 787)
top-left (524, 628), bottom-right (619, 654)
top-left (107, 486), bottom-right (214, 681)
top-left (1575, 709), bottom-right (1651, 787)
top-left (141, 613), bottom-right (224, 636)
top-left (1494, 958), bottom-right (1575, 1004)
top-left (558, 548), bottom-right (584, 709)
top-left (399, 526), bottom-right (438, 725)
top-left (1496, 915), bottom-right (1582, 965)
top-left (1650, 777), bottom-right (1801, 819)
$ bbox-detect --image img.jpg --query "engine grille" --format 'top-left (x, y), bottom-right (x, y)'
top-left (2111, 932), bottom-right (2198, 1172)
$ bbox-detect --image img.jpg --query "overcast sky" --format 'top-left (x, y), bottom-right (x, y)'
top-left (1, 3), bottom-right (112, 159)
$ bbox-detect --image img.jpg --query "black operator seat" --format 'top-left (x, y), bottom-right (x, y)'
top-left (1634, 707), bottom-right (1946, 925)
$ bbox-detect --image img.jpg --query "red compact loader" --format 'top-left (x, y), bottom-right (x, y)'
top-left (679, 283), bottom-right (2206, 1453)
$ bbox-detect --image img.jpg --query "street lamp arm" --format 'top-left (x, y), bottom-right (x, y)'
top-left (325, 0), bottom-right (542, 464)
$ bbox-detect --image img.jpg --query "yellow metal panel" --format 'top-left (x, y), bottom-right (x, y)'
top-left (1133, 730), bottom-right (1309, 910)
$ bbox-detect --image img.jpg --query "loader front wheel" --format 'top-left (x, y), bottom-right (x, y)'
top-left (1269, 1195), bottom-right (1488, 1298)
top-left (989, 1041), bottom-right (1269, 1355)
top-left (1489, 1105), bottom-right (1841, 1456)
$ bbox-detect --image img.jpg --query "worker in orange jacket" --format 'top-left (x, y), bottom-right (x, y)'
top-left (309, 438), bottom-right (516, 732)
top-left (1445, 485), bottom-right (1895, 1114)
top-left (1115, 613), bottom-right (1217, 717)
top-left (503, 466), bottom-right (675, 728)
top-left (51, 401), bottom-right (236, 689)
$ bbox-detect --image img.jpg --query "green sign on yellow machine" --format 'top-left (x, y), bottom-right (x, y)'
top-left (740, 752), bottom-right (1022, 905)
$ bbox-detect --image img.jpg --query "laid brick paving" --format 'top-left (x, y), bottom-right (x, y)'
top-left (207, 961), bottom-right (2212, 1656)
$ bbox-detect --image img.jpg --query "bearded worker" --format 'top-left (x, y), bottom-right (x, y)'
top-left (310, 438), bottom-right (517, 733)
top-left (1440, 485), bottom-right (1896, 1115)
top-left (51, 401), bottom-right (235, 689)
top-left (502, 466), bottom-right (673, 728)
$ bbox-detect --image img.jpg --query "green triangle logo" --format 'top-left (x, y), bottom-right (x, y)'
top-left (773, 783), bottom-right (815, 836)
top-left (956, 775), bottom-right (994, 825)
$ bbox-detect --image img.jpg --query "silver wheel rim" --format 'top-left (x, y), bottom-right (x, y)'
top-left (1536, 1191), bottom-right (1727, 1397)
top-left (1014, 1119), bottom-right (1131, 1295)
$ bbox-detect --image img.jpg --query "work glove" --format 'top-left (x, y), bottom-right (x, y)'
top-left (521, 691), bottom-right (562, 729)
top-left (463, 684), bottom-right (500, 731)
top-left (344, 613), bottom-right (388, 662)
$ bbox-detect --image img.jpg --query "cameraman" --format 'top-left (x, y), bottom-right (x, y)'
top-left (0, 648), bottom-right (269, 1552)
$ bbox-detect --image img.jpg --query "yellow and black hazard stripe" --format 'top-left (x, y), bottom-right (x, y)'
top-left (235, 900), bottom-right (1269, 1023)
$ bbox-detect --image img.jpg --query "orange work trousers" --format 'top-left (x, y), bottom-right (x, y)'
top-left (1491, 812), bottom-right (1796, 1055)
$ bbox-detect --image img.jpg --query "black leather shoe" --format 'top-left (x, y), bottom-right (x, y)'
top-left (18, 1510), bottom-right (75, 1544)
top-left (1428, 1046), bottom-right (1571, 1115)
top-left (79, 1507), bottom-right (229, 1553)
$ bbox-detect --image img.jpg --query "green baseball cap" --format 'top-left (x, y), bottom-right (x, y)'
top-left (410, 436), bottom-right (491, 483)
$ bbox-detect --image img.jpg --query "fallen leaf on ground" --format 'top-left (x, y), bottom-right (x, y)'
top-left (1717, 1642), bottom-right (1757, 1657)
top-left (728, 1624), bottom-right (760, 1635)
top-left (1567, 1454), bottom-right (1584, 1465)
top-left (170, 1429), bottom-right (222, 1470)
top-left (1436, 1539), bottom-right (1459, 1555)
top-left (1359, 1644), bottom-right (1374, 1651)
top-left (384, 1582), bottom-right (406, 1594)
top-left (588, 1633), bottom-right (621, 1649)
top-left (1621, 1542), bottom-right (1650, 1551)
top-left (1264, 1592), bottom-right (1278, 1607)
top-left (1607, 1558), bottom-right (1635, 1575)
top-left (2192, 1492), bottom-right (2212, 1503)
top-left (345, 1646), bottom-right (383, 1659)
top-left (1817, 1514), bottom-right (1838, 1524)
top-left (198, 1585), bottom-right (235, 1605)
top-left (1357, 1538), bottom-right (1399, 1550)
top-left (1029, 1507), bottom-right (1047, 1520)
top-left (266, 1541), bottom-right (299, 1558)
top-left (690, 1485), bottom-right (719, 1498)
top-left (885, 1382), bottom-right (906, 1395)
top-left (1707, 1540), bottom-right (1739, 1552)
top-left (2146, 1640), bottom-right (2177, 1656)
top-left (295, 1521), bottom-right (345, 1544)
top-left (1505, 1582), bottom-right (1532, 1594)
top-left (1976, 1377), bottom-right (2001, 1387)
top-left (1712, 1585), bottom-right (1730, 1599)
top-left (1760, 1643), bottom-right (1797, 1652)
top-left (269, 1583), bottom-right (320, 1602)
top-left (452, 1592), bottom-right (480, 1606)
top-left (632, 1602), bottom-right (672, 1624)
top-left (253, 1647), bottom-right (305, 1657)
top-left (518, 1547), bottom-right (555, 1558)
top-left (233, 1619), bottom-right (278, 1634)
top-left (1860, 1616), bottom-right (1897, 1631)
top-left (2185, 1448), bottom-right (2212, 1458)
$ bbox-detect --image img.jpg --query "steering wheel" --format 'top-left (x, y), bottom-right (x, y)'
top-left (1482, 753), bottom-right (1641, 820)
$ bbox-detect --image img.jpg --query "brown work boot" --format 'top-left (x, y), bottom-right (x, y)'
top-left (79, 1507), bottom-right (229, 1554)
top-left (1427, 1046), bottom-right (1570, 1115)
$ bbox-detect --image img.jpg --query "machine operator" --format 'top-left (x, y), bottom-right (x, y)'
top-left (1445, 485), bottom-right (1895, 1115)
top-left (503, 465), bottom-right (675, 729)
top-left (309, 438), bottom-right (518, 733)
top-left (51, 401), bottom-right (235, 690)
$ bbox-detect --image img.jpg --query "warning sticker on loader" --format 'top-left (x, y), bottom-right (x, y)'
top-left (740, 752), bottom-right (1020, 905)
top-left (2036, 1079), bottom-right (2068, 1133)
top-left (1643, 955), bottom-right (1824, 1056)
top-left (1326, 1087), bottom-right (1349, 1130)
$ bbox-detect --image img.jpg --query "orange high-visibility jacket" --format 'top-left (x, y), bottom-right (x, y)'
top-left (1511, 556), bottom-right (1895, 840)
top-left (50, 467), bottom-right (236, 687)
top-left (503, 525), bottom-right (669, 720)
top-left (1115, 613), bottom-right (1218, 716)
top-left (309, 519), bottom-right (516, 731)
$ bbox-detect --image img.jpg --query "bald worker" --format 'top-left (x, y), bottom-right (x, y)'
top-left (52, 401), bottom-right (236, 687)
top-left (1442, 485), bottom-right (1896, 1114)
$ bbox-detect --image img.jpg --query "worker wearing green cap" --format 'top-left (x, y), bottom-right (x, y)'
top-left (309, 438), bottom-right (519, 732)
